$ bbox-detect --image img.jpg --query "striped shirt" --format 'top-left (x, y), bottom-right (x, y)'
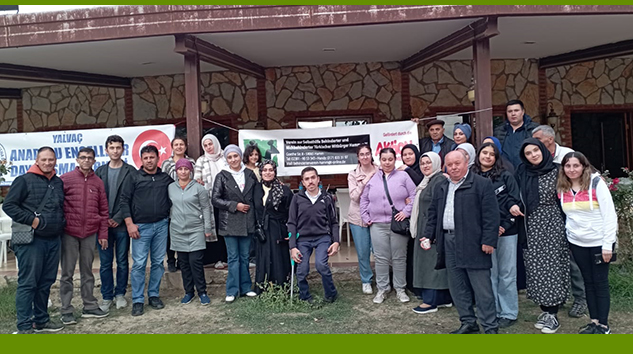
top-left (442, 171), bottom-right (468, 231)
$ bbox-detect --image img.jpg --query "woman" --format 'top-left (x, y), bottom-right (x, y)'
top-left (557, 152), bottom-right (617, 334)
top-left (472, 143), bottom-right (521, 328)
top-left (253, 159), bottom-right (293, 294)
top-left (211, 145), bottom-right (258, 302)
top-left (456, 143), bottom-right (476, 168)
top-left (452, 123), bottom-right (472, 148)
top-left (360, 148), bottom-right (417, 304)
top-left (161, 137), bottom-right (196, 273)
top-left (243, 143), bottom-right (262, 182)
top-left (168, 159), bottom-right (215, 305)
top-left (482, 136), bottom-right (515, 174)
top-left (194, 134), bottom-right (228, 269)
top-left (410, 152), bottom-right (452, 314)
top-left (347, 144), bottom-right (378, 295)
top-left (512, 138), bottom-right (570, 334)
top-left (398, 144), bottom-right (423, 185)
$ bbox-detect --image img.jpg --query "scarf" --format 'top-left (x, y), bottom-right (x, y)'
top-left (409, 152), bottom-right (442, 238)
top-left (402, 144), bottom-right (423, 185)
top-left (456, 143), bottom-right (476, 167)
top-left (517, 138), bottom-right (558, 215)
top-left (260, 159), bottom-right (284, 210)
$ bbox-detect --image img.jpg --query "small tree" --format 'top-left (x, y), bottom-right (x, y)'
top-left (602, 167), bottom-right (633, 263)
top-left (0, 159), bottom-right (10, 204)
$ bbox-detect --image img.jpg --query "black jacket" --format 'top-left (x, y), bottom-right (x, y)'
top-left (95, 161), bottom-right (137, 225)
top-left (419, 136), bottom-right (455, 163)
top-left (211, 169), bottom-right (257, 237)
top-left (119, 167), bottom-right (173, 224)
top-left (493, 115), bottom-right (539, 169)
top-left (423, 172), bottom-right (499, 270)
top-left (287, 190), bottom-right (339, 249)
top-left (3, 171), bottom-right (65, 239)
top-left (477, 169), bottom-right (521, 236)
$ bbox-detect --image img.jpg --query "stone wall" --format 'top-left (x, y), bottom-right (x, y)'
top-left (132, 72), bottom-right (257, 126)
top-left (0, 99), bottom-right (18, 133)
top-left (22, 85), bottom-right (126, 132)
top-left (409, 59), bottom-right (540, 118)
top-left (265, 62), bottom-right (402, 128)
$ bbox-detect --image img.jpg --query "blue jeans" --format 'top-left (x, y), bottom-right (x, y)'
top-left (491, 234), bottom-right (519, 320)
top-left (349, 224), bottom-right (373, 284)
top-left (130, 219), bottom-right (168, 304)
top-left (14, 236), bottom-right (61, 331)
top-left (224, 235), bottom-right (252, 297)
top-left (99, 227), bottom-right (130, 300)
top-left (296, 235), bottom-right (337, 301)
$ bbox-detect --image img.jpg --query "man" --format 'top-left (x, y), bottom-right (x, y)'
top-left (422, 151), bottom-right (500, 334)
top-left (59, 147), bottom-right (109, 325)
top-left (418, 119), bottom-right (454, 162)
top-left (532, 125), bottom-right (575, 164)
top-left (288, 167), bottom-right (339, 303)
top-left (532, 125), bottom-right (587, 318)
top-left (3, 147), bottom-right (65, 334)
top-left (120, 145), bottom-right (173, 316)
top-left (95, 135), bottom-right (136, 312)
top-left (493, 99), bottom-right (539, 168)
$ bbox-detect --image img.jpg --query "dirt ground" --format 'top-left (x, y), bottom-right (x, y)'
top-left (2, 266), bottom-right (633, 334)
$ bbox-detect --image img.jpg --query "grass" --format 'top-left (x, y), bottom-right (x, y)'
top-left (0, 279), bottom-right (17, 333)
top-left (609, 262), bottom-right (633, 312)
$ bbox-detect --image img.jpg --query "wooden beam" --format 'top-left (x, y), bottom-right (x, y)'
top-left (174, 34), bottom-right (265, 79)
top-left (539, 39), bottom-right (633, 69)
top-left (184, 53), bottom-right (202, 159)
top-left (0, 63), bottom-right (131, 88)
top-left (0, 88), bottom-right (21, 99)
top-left (401, 17), bottom-right (499, 72)
top-left (473, 38), bottom-right (493, 146)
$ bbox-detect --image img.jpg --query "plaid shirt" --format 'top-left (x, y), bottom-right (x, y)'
top-left (442, 171), bottom-right (468, 231)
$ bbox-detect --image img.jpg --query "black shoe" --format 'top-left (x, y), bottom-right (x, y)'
top-left (148, 296), bottom-right (165, 310)
top-left (485, 328), bottom-right (499, 334)
top-left (33, 320), bottom-right (64, 333)
top-left (498, 318), bottom-right (517, 328)
top-left (324, 293), bottom-right (338, 303)
top-left (167, 262), bottom-right (177, 273)
top-left (131, 303), bottom-right (144, 316)
top-left (579, 323), bottom-right (597, 334)
top-left (450, 323), bottom-right (480, 334)
top-left (301, 297), bottom-right (314, 304)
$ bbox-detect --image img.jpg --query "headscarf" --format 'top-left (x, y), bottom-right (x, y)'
top-left (454, 123), bottom-right (472, 140)
top-left (200, 134), bottom-right (225, 190)
top-left (401, 144), bottom-right (423, 185)
top-left (223, 144), bottom-right (243, 160)
top-left (175, 158), bottom-right (193, 172)
top-left (201, 134), bottom-right (222, 162)
top-left (517, 138), bottom-right (558, 215)
top-left (456, 143), bottom-right (476, 167)
top-left (259, 159), bottom-right (284, 210)
top-left (410, 152), bottom-right (442, 239)
top-left (484, 136), bottom-right (503, 155)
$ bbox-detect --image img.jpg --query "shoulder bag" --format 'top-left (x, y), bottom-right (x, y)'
top-left (382, 173), bottom-right (410, 236)
top-left (11, 184), bottom-right (54, 245)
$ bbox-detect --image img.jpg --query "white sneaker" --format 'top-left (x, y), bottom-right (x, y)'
top-left (115, 295), bottom-right (128, 309)
top-left (100, 299), bottom-right (113, 312)
top-left (214, 261), bottom-right (225, 269)
top-left (225, 296), bottom-right (235, 303)
top-left (396, 289), bottom-right (410, 303)
top-left (245, 291), bottom-right (257, 297)
top-left (362, 283), bottom-right (373, 295)
top-left (373, 290), bottom-right (387, 304)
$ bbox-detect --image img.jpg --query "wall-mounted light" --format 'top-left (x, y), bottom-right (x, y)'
top-left (467, 77), bottom-right (475, 105)
top-left (547, 103), bottom-right (562, 143)
top-left (200, 95), bottom-right (210, 115)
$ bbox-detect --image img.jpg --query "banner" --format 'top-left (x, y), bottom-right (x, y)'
top-left (0, 124), bottom-right (175, 185)
top-left (239, 121), bottom-right (419, 176)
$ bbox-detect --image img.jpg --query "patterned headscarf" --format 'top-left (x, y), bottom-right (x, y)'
top-left (259, 159), bottom-right (284, 210)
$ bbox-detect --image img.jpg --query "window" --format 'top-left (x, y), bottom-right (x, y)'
top-left (297, 116), bottom-right (371, 129)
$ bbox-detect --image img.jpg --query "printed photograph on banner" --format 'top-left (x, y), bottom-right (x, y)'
top-left (284, 135), bottom-right (370, 167)
top-left (244, 138), bottom-right (280, 164)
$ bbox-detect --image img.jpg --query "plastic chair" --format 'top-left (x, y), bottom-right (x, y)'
top-left (335, 188), bottom-right (351, 248)
top-left (0, 208), bottom-right (12, 266)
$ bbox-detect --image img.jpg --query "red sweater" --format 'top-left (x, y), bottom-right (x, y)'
top-left (60, 167), bottom-right (108, 240)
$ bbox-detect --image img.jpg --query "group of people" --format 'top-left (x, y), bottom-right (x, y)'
top-left (344, 99), bottom-right (616, 334)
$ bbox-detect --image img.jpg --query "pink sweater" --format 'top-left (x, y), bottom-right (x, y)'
top-left (347, 164), bottom-right (378, 227)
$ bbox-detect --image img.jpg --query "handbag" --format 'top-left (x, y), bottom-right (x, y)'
top-left (11, 184), bottom-right (54, 245)
top-left (382, 174), bottom-right (410, 236)
top-left (254, 220), bottom-right (267, 243)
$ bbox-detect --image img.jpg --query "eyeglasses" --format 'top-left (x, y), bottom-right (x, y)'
top-left (77, 156), bottom-right (95, 161)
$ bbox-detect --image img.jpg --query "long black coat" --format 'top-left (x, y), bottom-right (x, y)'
top-left (423, 172), bottom-right (500, 270)
top-left (211, 169), bottom-right (257, 237)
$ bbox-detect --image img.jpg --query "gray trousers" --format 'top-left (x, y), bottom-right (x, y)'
top-left (60, 233), bottom-right (99, 314)
top-left (570, 252), bottom-right (586, 304)
top-left (445, 232), bottom-right (498, 332)
top-left (370, 223), bottom-right (408, 291)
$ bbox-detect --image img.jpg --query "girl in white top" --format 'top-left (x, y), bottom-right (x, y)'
top-left (557, 151), bottom-right (617, 334)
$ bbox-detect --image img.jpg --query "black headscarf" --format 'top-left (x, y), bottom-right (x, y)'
top-left (259, 159), bottom-right (284, 210)
top-left (402, 144), bottom-right (423, 185)
top-left (516, 138), bottom-right (558, 215)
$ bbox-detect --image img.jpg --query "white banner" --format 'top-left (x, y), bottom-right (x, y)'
top-left (239, 121), bottom-right (419, 176)
top-left (0, 124), bottom-right (175, 185)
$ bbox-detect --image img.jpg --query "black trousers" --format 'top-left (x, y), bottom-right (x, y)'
top-left (179, 250), bottom-right (207, 295)
top-left (570, 243), bottom-right (611, 325)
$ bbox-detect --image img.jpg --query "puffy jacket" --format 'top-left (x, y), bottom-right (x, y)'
top-left (120, 167), bottom-right (173, 224)
top-left (2, 164), bottom-right (65, 239)
top-left (211, 169), bottom-right (257, 237)
top-left (60, 167), bottom-right (108, 240)
top-left (493, 114), bottom-right (539, 168)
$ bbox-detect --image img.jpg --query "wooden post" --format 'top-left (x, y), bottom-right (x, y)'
top-left (473, 38), bottom-right (493, 147)
top-left (184, 53), bottom-right (202, 158)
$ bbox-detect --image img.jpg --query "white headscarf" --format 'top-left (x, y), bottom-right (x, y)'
top-left (457, 143), bottom-right (476, 167)
top-left (410, 152), bottom-right (442, 238)
top-left (200, 134), bottom-right (226, 190)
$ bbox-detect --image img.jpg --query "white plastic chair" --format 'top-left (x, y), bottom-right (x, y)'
top-left (335, 188), bottom-right (351, 248)
top-left (0, 206), bottom-right (13, 266)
